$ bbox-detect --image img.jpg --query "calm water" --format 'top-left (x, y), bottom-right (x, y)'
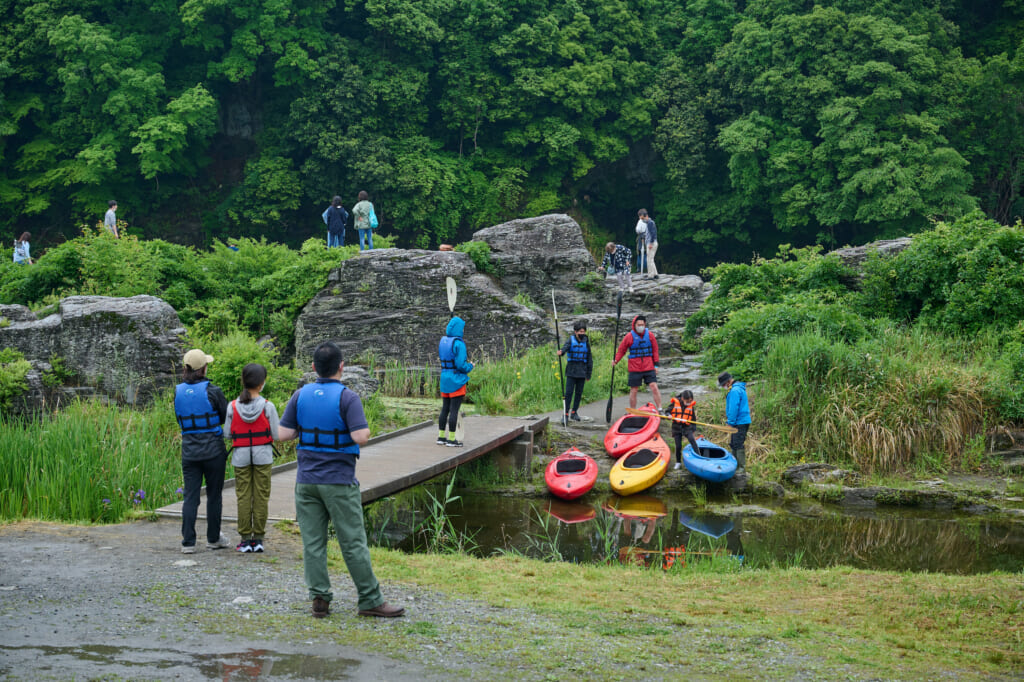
top-left (368, 491), bottom-right (1024, 574)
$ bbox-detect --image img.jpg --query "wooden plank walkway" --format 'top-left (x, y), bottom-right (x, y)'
top-left (155, 414), bottom-right (548, 522)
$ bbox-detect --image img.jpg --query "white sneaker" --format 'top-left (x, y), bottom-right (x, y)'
top-left (673, 462), bottom-right (682, 470)
top-left (207, 533), bottom-right (231, 550)
top-left (629, 287), bottom-right (635, 294)
top-left (181, 545), bottom-right (196, 554)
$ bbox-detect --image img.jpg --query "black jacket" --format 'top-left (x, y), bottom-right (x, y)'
top-left (559, 335), bottom-right (593, 380)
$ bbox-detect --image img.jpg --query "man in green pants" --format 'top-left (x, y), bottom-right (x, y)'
top-left (278, 341), bottom-right (404, 619)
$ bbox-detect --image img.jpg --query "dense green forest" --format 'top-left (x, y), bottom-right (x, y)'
top-left (2, 1), bottom-right (1023, 269)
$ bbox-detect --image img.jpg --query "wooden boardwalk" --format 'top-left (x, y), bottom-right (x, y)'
top-left (156, 414), bottom-right (548, 522)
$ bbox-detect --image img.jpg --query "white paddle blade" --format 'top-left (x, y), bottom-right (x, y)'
top-left (446, 277), bottom-right (457, 312)
top-left (454, 411), bottom-right (465, 441)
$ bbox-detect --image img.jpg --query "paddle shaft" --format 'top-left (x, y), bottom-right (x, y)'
top-left (606, 291), bottom-right (624, 423)
top-left (551, 290), bottom-right (566, 419)
top-left (624, 407), bottom-right (738, 434)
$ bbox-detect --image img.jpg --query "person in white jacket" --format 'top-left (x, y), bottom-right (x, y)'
top-left (635, 208), bottom-right (658, 278)
top-left (225, 363), bottom-right (280, 553)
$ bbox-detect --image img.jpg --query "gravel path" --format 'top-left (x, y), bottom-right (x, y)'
top-left (0, 519), bottom-right (440, 681)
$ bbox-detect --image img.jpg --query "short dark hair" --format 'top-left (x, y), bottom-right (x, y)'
top-left (717, 371), bottom-right (732, 387)
top-left (573, 320), bottom-right (587, 332)
top-left (183, 364), bottom-right (207, 382)
top-left (638, 208), bottom-right (648, 217)
top-left (108, 200), bottom-right (117, 208)
top-left (635, 315), bottom-right (647, 324)
top-left (681, 389), bottom-right (694, 401)
top-left (358, 190), bottom-right (369, 201)
top-left (313, 342), bottom-right (343, 377)
top-left (332, 195), bottom-right (343, 208)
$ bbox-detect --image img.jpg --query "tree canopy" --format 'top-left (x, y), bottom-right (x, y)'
top-left (2, 0), bottom-right (1023, 270)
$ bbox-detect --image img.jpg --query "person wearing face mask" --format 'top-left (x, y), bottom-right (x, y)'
top-left (556, 320), bottom-right (593, 422)
top-left (613, 314), bottom-right (662, 410)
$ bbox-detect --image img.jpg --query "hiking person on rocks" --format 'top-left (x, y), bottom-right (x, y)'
top-left (613, 314), bottom-right (662, 410)
top-left (556, 320), bottom-right (593, 422)
top-left (322, 195), bottom-right (349, 249)
top-left (636, 209), bottom-right (658, 279)
top-left (601, 242), bottom-right (634, 294)
top-left (718, 371), bottom-right (751, 472)
top-left (277, 341), bottom-right (404, 619)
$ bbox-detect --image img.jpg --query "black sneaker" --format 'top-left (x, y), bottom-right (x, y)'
top-left (570, 412), bottom-right (581, 421)
top-left (312, 596), bottom-right (330, 618)
top-left (251, 539), bottom-right (264, 553)
top-left (436, 437), bottom-right (449, 446)
top-left (446, 439), bottom-right (464, 447)
top-left (236, 540), bottom-right (252, 553)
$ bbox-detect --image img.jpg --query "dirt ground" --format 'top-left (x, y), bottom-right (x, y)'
top-left (0, 518), bottom-right (439, 681)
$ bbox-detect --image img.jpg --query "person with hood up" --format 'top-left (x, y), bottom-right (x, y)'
top-left (718, 371), bottom-right (751, 471)
top-left (438, 316), bottom-right (474, 447)
top-left (225, 363), bottom-right (280, 553)
top-left (613, 314), bottom-right (662, 410)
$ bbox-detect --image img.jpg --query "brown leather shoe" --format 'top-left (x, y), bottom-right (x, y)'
top-left (311, 596), bottom-right (330, 618)
top-left (358, 602), bottom-right (405, 618)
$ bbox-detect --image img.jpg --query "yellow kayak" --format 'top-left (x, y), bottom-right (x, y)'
top-left (609, 434), bottom-right (670, 496)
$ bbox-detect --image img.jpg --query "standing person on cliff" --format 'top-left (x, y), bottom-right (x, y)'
top-left (636, 208), bottom-right (658, 279)
top-left (352, 191), bottom-right (376, 251)
top-left (718, 371), bottom-right (751, 472)
top-left (322, 196), bottom-right (349, 249)
top-left (613, 314), bottom-right (662, 410)
top-left (174, 349), bottom-right (230, 554)
top-left (104, 200), bottom-right (120, 238)
top-left (277, 341), bottom-right (405, 619)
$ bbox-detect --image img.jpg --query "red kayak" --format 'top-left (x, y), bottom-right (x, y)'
top-left (545, 447), bottom-right (598, 501)
top-left (604, 402), bottom-right (660, 458)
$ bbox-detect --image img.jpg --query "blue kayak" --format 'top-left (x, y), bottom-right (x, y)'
top-left (682, 438), bottom-right (737, 482)
top-left (678, 510), bottom-right (734, 538)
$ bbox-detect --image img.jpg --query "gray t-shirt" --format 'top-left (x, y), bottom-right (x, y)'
top-left (104, 208), bottom-right (117, 234)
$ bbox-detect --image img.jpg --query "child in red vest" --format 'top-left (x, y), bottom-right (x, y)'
top-left (226, 363), bottom-right (280, 552)
top-left (668, 389), bottom-right (699, 470)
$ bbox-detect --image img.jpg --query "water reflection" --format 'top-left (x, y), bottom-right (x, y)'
top-left (368, 489), bottom-right (1024, 574)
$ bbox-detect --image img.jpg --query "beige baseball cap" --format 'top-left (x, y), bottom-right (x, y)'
top-left (183, 348), bottom-right (214, 370)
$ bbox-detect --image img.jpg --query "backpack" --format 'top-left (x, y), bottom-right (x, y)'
top-left (369, 207), bottom-right (379, 230)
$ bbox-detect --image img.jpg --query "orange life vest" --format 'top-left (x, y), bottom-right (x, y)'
top-left (669, 398), bottom-right (696, 423)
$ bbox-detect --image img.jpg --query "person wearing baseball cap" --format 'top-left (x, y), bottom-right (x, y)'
top-left (174, 348), bottom-right (230, 553)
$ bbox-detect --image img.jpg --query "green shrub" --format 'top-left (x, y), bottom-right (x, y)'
top-left (0, 348), bottom-right (31, 411)
top-left (202, 331), bottom-right (301, 409)
top-left (455, 241), bottom-right (496, 274)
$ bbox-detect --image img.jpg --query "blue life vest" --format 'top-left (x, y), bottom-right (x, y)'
top-left (295, 382), bottom-right (359, 455)
top-left (568, 336), bottom-right (589, 363)
top-left (439, 336), bottom-right (458, 370)
top-left (629, 329), bottom-right (653, 359)
top-left (174, 381), bottom-right (222, 435)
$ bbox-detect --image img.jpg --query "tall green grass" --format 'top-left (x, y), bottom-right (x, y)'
top-left (756, 328), bottom-right (989, 473)
top-left (0, 400), bottom-right (182, 523)
top-left (469, 330), bottom-right (629, 415)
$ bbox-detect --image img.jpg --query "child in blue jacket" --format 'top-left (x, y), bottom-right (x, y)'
top-left (438, 316), bottom-right (474, 447)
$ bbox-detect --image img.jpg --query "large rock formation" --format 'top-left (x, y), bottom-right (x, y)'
top-left (294, 249), bottom-right (548, 367)
top-left (472, 213), bottom-right (596, 306)
top-left (0, 295), bottom-right (186, 409)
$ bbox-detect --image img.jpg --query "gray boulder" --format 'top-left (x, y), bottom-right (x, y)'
top-left (294, 249), bottom-right (548, 367)
top-left (472, 213), bottom-right (596, 306)
top-left (831, 238), bottom-right (913, 269)
top-left (0, 295), bottom-right (186, 407)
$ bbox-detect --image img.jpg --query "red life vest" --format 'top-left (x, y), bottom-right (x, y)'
top-left (229, 401), bottom-right (273, 447)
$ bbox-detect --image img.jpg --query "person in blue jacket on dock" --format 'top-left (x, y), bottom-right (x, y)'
top-left (718, 371), bottom-right (751, 472)
top-left (438, 316), bottom-right (474, 447)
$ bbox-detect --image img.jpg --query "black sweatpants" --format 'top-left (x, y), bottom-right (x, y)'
top-left (439, 395), bottom-right (464, 432)
top-left (564, 377), bottom-right (586, 412)
top-left (672, 426), bottom-right (699, 463)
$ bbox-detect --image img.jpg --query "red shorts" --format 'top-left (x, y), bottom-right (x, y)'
top-left (441, 386), bottom-right (467, 399)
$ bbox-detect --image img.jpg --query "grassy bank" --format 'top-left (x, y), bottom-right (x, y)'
top-left (234, 526), bottom-right (1021, 680)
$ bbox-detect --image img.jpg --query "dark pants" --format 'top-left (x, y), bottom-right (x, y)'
top-left (672, 426), bottom-right (699, 462)
top-left (564, 377), bottom-right (586, 412)
top-left (181, 454), bottom-right (226, 547)
top-left (439, 395), bottom-right (464, 432)
top-left (729, 424), bottom-right (749, 453)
